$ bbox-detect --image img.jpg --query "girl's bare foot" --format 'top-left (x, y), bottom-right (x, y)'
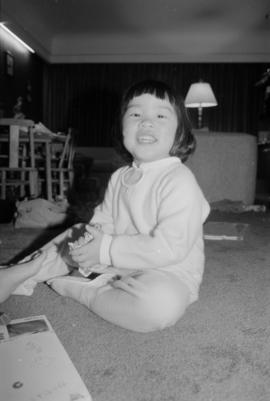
top-left (48, 273), bottom-right (116, 308)
top-left (48, 276), bottom-right (98, 308)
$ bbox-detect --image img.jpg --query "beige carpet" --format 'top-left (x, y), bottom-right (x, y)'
top-left (1, 210), bottom-right (270, 401)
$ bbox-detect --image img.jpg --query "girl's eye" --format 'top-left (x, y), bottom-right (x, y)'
top-left (157, 114), bottom-right (167, 119)
top-left (130, 112), bottom-right (141, 117)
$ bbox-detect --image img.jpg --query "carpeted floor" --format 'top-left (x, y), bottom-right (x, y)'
top-left (1, 210), bottom-right (270, 401)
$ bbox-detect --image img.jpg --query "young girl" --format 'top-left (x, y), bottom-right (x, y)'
top-left (4, 80), bottom-right (210, 332)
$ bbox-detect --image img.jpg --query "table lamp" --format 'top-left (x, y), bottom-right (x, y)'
top-left (185, 81), bottom-right (217, 129)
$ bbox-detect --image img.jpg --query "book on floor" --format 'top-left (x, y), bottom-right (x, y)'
top-left (0, 315), bottom-right (92, 401)
top-left (204, 221), bottom-right (249, 241)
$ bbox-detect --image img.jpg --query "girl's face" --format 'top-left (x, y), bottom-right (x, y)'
top-left (122, 93), bottom-right (178, 165)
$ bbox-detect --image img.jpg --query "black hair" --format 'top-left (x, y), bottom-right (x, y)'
top-left (114, 79), bottom-right (196, 163)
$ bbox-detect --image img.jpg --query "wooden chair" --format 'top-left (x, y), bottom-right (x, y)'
top-left (0, 118), bottom-right (38, 200)
top-left (37, 128), bottom-right (75, 200)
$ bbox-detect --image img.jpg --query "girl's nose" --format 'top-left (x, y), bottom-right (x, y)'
top-left (140, 118), bottom-right (153, 128)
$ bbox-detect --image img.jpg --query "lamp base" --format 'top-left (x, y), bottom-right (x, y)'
top-left (198, 106), bottom-right (203, 129)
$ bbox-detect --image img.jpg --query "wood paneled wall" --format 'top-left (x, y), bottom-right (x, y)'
top-left (42, 63), bottom-right (268, 146)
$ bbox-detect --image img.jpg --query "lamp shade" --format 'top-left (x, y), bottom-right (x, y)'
top-left (185, 82), bottom-right (217, 108)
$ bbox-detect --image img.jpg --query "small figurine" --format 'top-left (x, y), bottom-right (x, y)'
top-left (13, 96), bottom-right (25, 119)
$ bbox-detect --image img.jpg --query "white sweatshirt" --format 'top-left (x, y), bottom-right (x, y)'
top-left (91, 157), bottom-right (210, 302)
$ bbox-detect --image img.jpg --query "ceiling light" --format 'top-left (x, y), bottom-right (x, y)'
top-left (0, 23), bottom-right (35, 53)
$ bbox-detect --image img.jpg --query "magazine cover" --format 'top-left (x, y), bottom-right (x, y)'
top-left (0, 315), bottom-right (92, 401)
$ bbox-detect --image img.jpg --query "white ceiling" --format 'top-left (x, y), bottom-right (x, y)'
top-left (2, 0), bottom-right (270, 63)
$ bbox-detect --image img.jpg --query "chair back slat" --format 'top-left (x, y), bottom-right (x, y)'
top-left (0, 118), bottom-right (34, 127)
top-left (9, 125), bottom-right (20, 167)
top-left (58, 133), bottom-right (71, 169)
top-left (0, 119), bottom-right (38, 199)
top-left (58, 129), bottom-right (75, 169)
top-left (0, 119), bottom-right (36, 169)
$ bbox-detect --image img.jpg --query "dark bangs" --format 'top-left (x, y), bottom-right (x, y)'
top-left (121, 80), bottom-right (177, 118)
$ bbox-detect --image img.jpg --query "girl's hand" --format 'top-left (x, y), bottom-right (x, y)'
top-left (69, 225), bottom-right (103, 269)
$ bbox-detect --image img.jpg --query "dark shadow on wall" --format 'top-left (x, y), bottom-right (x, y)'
top-left (66, 86), bottom-right (122, 147)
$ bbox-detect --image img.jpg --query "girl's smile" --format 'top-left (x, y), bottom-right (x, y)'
top-left (137, 134), bottom-right (157, 144)
top-left (122, 93), bottom-right (178, 165)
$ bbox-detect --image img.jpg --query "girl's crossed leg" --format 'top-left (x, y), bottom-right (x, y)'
top-left (49, 269), bottom-right (190, 333)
